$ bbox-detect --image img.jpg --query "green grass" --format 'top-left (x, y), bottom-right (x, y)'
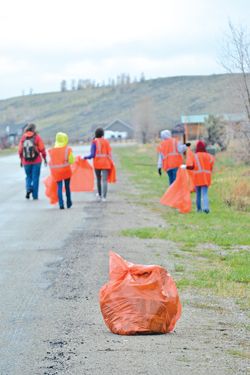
top-left (227, 349), bottom-right (250, 360)
top-left (116, 145), bottom-right (250, 307)
top-left (0, 147), bottom-right (17, 156)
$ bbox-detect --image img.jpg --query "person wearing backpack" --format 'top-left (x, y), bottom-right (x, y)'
top-left (18, 123), bottom-right (47, 200)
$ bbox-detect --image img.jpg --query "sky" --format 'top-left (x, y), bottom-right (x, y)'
top-left (0, 0), bottom-right (249, 100)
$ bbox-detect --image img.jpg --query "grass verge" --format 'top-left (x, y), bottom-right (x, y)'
top-left (115, 145), bottom-right (250, 308)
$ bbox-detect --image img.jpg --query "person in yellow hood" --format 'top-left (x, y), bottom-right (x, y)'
top-left (48, 132), bottom-right (75, 209)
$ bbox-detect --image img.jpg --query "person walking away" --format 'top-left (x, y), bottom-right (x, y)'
top-left (84, 128), bottom-right (112, 202)
top-left (187, 140), bottom-right (215, 213)
top-left (157, 129), bottom-right (189, 185)
top-left (18, 123), bottom-right (47, 200)
top-left (48, 132), bottom-right (75, 210)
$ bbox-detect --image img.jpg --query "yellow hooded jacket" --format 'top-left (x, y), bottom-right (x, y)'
top-left (54, 132), bottom-right (75, 164)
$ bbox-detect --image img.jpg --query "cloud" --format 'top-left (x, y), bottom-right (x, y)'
top-left (0, 0), bottom-right (249, 99)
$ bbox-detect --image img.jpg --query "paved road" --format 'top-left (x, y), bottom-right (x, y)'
top-left (0, 146), bottom-right (90, 374)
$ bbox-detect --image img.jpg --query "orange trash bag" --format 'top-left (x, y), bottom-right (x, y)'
top-left (160, 168), bottom-right (192, 213)
top-left (44, 175), bottom-right (58, 204)
top-left (70, 156), bottom-right (94, 192)
top-left (107, 160), bottom-right (117, 183)
top-left (99, 252), bottom-right (182, 335)
top-left (186, 148), bottom-right (195, 192)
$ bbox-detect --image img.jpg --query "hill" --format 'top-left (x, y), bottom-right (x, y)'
top-left (0, 74), bottom-right (245, 141)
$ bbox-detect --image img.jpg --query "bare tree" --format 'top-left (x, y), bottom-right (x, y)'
top-left (221, 21), bottom-right (250, 117)
top-left (133, 96), bottom-right (155, 144)
top-left (60, 80), bottom-right (67, 92)
top-left (221, 21), bottom-right (250, 162)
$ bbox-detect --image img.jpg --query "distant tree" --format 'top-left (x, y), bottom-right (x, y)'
top-left (126, 74), bottom-right (131, 85)
top-left (29, 88), bottom-right (33, 95)
top-left (140, 72), bottom-right (145, 82)
top-left (133, 96), bottom-right (155, 143)
top-left (60, 80), bottom-right (67, 92)
top-left (204, 115), bottom-right (229, 151)
top-left (71, 79), bottom-right (76, 90)
top-left (77, 79), bottom-right (83, 90)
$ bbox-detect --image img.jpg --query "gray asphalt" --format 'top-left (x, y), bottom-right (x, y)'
top-left (0, 146), bottom-right (90, 374)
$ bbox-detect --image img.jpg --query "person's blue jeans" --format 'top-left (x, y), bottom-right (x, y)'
top-left (167, 168), bottom-right (178, 185)
top-left (196, 185), bottom-right (209, 212)
top-left (57, 178), bottom-right (72, 209)
top-left (24, 163), bottom-right (41, 199)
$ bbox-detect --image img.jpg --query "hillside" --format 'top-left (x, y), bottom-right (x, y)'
top-left (0, 74), bottom-right (244, 141)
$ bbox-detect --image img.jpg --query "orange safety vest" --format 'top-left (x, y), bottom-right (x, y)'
top-left (48, 146), bottom-right (72, 182)
top-left (193, 152), bottom-right (214, 186)
top-left (158, 138), bottom-right (183, 171)
top-left (93, 138), bottom-right (112, 170)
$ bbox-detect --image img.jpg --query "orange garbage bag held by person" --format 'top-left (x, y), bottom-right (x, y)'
top-left (44, 175), bottom-right (58, 204)
top-left (70, 156), bottom-right (94, 192)
top-left (107, 159), bottom-right (117, 183)
top-left (186, 147), bottom-right (195, 192)
top-left (160, 167), bottom-right (192, 213)
top-left (99, 252), bottom-right (182, 335)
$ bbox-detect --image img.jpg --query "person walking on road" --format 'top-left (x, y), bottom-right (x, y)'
top-left (187, 140), bottom-right (215, 213)
top-left (83, 127), bottom-right (112, 202)
top-left (18, 123), bottom-right (47, 200)
top-left (157, 129), bottom-right (189, 185)
top-left (48, 132), bottom-right (75, 210)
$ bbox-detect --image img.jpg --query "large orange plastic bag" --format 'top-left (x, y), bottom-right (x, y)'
top-left (70, 156), bottom-right (94, 192)
top-left (160, 168), bottom-right (192, 213)
top-left (107, 160), bottom-right (117, 183)
top-left (44, 175), bottom-right (58, 204)
top-left (186, 148), bottom-right (195, 192)
top-left (99, 252), bottom-right (182, 335)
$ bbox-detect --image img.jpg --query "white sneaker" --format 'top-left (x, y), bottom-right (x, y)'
top-left (96, 193), bottom-right (101, 200)
top-left (101, 197), bottom-right (107, 202)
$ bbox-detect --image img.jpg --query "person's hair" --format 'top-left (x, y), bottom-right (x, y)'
top-left (196, 140), bottom-right (207, 153)
top-left (25, 123), bottom-right (36, 133)
top-left (95, 127), bottom-right (104, 138)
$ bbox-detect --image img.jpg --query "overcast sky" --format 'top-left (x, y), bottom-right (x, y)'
top-left (0, 0), bottom-right (248, 100)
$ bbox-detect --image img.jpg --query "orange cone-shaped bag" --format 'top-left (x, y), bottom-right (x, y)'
top-left (70, 156), bottom-right (94, 192)
top-left (160, 168), bottom-right (192, 213)
top-left (99, 252), bottom-right (182, 335)
top-left (107, 160), bottom-right (117, 183)
top-left (44, 175), bottom-right (58, 204)
top-left (186, 148), bottom-right (195, 192)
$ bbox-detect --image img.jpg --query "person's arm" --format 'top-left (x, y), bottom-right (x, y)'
top-left (157, 153), bottom-right (163, 175)
top-left (84, 142), bottom-right (96, 159)
top-left (18, 138), bottom-right (23, 159)
top-left (68, 151), bottom-right (75, 164)
top-left (157, 153), bottom-right (163, 168)
top-left (37, 135), bottom-right (47, 161)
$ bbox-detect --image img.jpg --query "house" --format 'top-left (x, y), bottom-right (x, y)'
top-left (103, 119), bottom-right (134, 139)
top-left (0, 123), bottom-right (26, 148)
top-left (180, 114), bottom-right (208, 140)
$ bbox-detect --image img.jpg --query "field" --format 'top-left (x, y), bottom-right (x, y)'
top-left (115, 145), bottom-right (250, 311)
